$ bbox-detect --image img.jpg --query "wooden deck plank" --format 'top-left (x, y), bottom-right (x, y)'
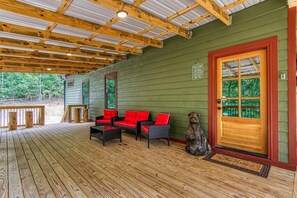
top-left (20, 129), bottom-right (82, 198)
top-left (25, 128), bottom-right (103, 198)
top-left (48, 126), bottom-right (215, 198)
top-left (17, 130), bottom-right (66, 198)
top-left (30, 128), bottom-right (140, 198)
top-left (0, 131), bottom-right (8, 198)
top-left (59, 124), bottom-right (293, 197)
top-left (46, 124), bottom-right (295, 198)
top-left (38, 125), bottom-right (187, 198)
top-left (39, 126), bottom-right (164, 198)
top-left (7, 131), bottom-right (24, 198)
top-left (22, 130), bottom-right (88, 198)
top-left (12, 130), bottom-right (40, 198)
top-left (0, 123), bottom-right (295, 198)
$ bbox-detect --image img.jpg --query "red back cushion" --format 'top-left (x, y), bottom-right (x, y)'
top-left (155, 113), bottom-right (170, 125)
top-left (124, 110), bottom-right (137, 122)
top-left (134, 111), bottom-right (149, 123)
top-left (103, 109), bottom-right (117, 120)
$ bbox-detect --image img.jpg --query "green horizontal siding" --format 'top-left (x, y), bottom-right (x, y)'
top-left (66, 0), bottom-right (289, 163)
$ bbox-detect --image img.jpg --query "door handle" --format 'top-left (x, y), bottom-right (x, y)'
top-left (217, 107), bottom-right (222, 110)
top-left (217, 99), bottom-right (221, 104)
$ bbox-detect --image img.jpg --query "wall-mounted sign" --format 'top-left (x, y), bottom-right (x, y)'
top-left (192, 63), bottom-right (204, 80)
top-left (67, 80), bottom-right (74, 88)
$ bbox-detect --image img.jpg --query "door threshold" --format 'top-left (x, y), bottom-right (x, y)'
top-left (215, 146), bottom-right (268, 159)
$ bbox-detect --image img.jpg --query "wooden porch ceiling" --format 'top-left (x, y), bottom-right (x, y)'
top-left (0, 123), bottom-right (295, 197)
top-left (0, 0), bottom-right (259, 74)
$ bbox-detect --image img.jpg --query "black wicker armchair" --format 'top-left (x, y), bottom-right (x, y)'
top-left (140, 113), bottom-right (170, 148)
top-left (95, 109), bottom-right (118, 126)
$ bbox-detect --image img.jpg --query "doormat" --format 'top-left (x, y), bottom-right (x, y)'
top-left (203, 152), bottom-right (270, 178)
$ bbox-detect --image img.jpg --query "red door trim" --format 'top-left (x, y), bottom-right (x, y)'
top-left (208, 37), bottom-right (280, 166)
top-left (288, 7), bottom-right (296, 166)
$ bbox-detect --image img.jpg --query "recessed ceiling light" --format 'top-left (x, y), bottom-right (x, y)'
top-left (46, 68), bottom-right (52, 71)
top-left (117, 10), bottom-right (128, 18)
top-left (66, 53), bottom-right (72, 56)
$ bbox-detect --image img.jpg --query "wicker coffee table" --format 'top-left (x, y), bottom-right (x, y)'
top-left (90, 125), bottom-right (122, 146)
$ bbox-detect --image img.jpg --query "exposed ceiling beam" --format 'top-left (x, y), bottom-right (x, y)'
top-left (222, 0), bottom-right (248, 10)
top-left (182, 13), bottom-right (212, 27)
top-left (105, 16), bottom-right (121, 27)
top-left (90, 0), bottom-right (192, 39)
top-left (0, 22), bottom-right (142, 55)
top-left (0, 48), bottom-right (109, 64)
top-left (45, 0), bottom-right (71, 44)
top-left (0, 57), bottom-right (104, 69)
top-left (183, 0), bottom-right (246, 28)
top-left (0, 66), bottom-right (81, 74)
top-left (167, 3), bottom-right (200, 21)
top-left (249, 58), bottom-right (260, 72)
top-left (194, 0), bottom-right (231, 25)
top-left (134, 3), bottom-right (200, 37)
top-left (57, 0), bottom-right (73, 13)
top-left (135, 0), bottom-right (245, 43)
top-left (0, 0), bottom-right (163, 48)
top-left (0, 62), bottom-right (91, 72)
top-left (223, 63), bottom-right (236, 77)
top-left (0, 39), bottom-right (120, 62)
top-left (133, 0), bottom-right (147, 7)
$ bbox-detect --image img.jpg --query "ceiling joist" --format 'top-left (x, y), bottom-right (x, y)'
top-left (133, 0), bottom-right (147, 7)
top-left (0, 67), bottom-right (81, 74)
top-left (0, 38), bottom-right (121, 62)
top-left (134, 0), bottom-right (245, 45)
top-left (57, 0), bottom-right (73, 14)
top-left (0, 57), bottom-right (104, 69)
top-left (0, 0), bottom-right (163, 48)
top-left (0, 63), bottom-right (91, 72)
top-left (0, 0), bottom-right (255, 75)
top-left (0, 49), bottom-right (109, 64)
top-left (194, 0), bottom-right (231, 25)
top-left (90, 0), bottom-right (192, 39)
top-left (0, 22), bottom-right (142, 55)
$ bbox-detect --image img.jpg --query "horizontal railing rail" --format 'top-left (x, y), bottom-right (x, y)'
top-left (0, 105), bottom-right (45, 128)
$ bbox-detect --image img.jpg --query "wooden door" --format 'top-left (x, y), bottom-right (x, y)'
top-left (216, 50), bottom-right (267, 155)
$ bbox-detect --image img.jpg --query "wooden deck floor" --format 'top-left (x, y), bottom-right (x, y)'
top-left (0, 123), bottom-right (296, 198)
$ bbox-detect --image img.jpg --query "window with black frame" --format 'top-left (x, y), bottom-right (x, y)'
top-left (105, 73), bottom-right (117, 109)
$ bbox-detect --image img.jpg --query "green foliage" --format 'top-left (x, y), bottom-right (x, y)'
top-left (0, 73), bottom-right (64, 100)
top-left (82, 81), bottom-right (89, 105)
top-left (106, 79), bottom-right (115, 109)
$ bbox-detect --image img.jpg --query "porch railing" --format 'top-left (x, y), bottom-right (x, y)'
top-left (60, 104), bottom-right (87, 123)
top-left (0, 105), bottom-right (45, 128)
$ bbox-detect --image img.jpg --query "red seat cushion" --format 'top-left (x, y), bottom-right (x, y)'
top-left (114, 121), bottom-right (136, 128)
top-left (124, 110), bottom-right (137, 122)
top-left (155, 113), bottom-right (170, 125)
top-left (103, 109), bottom-right (117, 120)
top-left (141, 126), bottom-right (149, 133)
top-left (134, 111), bottom-right (149, 123)
top-left (96, 119), bottom-right (110, 123)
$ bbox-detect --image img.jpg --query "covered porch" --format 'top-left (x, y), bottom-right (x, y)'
top-left (1, 123), bottom-right (296, 197)
top-left (0, 0), bottom-right (297, 197)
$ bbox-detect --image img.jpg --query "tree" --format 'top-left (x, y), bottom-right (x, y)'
top-left (0, 72), bottom-right (64, 101)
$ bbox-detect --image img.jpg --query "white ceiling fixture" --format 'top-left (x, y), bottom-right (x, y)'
top-left (117, 10), bottom-right (128, 18)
